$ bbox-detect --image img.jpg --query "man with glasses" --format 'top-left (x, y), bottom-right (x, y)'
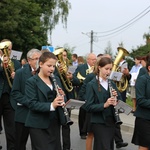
top-left (71, 53), bottom-right (97, 139)
top-left (11, 49), bottom-right (41, 150)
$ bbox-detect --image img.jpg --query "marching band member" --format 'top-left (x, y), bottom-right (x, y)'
top-left (57, 49), bottom-right (74, 150)
top-left (84, 57), bottom-right (122, 150)
top-left (25, 52), bottom-right (65, 150)
top-left (11, 49), bottom-right (41, 150)
top-left (0, 39), bottom-right (21, 150)
top-left (72, 53), bottom-right (97, 139)
top-left (132, 56), bottom-right (150, 150)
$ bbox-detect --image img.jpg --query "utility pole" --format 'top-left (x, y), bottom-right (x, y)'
top-left (82, 30), bottom-right (96, 53)
top-left (90, 30), bottom-right (94, 53)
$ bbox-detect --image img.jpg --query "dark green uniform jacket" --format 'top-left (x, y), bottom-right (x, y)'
top-left (72, 63), bottom-right (89, 87)
top-left (0, 59), bottom-right (21, 99)
top-left (135, 73), bottom-right (150, 120)
top-left (84, 77), bottom-right (122, 124)
top-left (11, 64), bottom-right (33, 123)
top-left (25, 74), bottom-right (65, 129)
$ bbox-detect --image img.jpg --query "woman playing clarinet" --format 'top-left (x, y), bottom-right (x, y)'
top-left (84, 57), bottom-right (122, 150)
top-left (25, 52), bottom-right (65, 150)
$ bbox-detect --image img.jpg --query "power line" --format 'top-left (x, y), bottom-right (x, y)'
top-left (97, 9), bottom-right (150, 38)
top-left (97, 5), bottom-right (150, 34)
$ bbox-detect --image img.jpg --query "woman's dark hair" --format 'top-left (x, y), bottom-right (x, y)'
top-left (39, 52), bottom-right (56, 64)
top-left (146, 58), bottom-right (150, 71)
top-left (95, 57), bottom-right (113, 91)
top-left (94, 57), bottom-right (113, 74)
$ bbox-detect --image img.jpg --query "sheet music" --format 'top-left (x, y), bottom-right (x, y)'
top-left (10, 50), bottom-right (22, 60)
top-left (65, 99), bottom-right (85, 109)
top-left (109, 71), bottom-right (123, 81)
top-left (115, 100), bottom-right (132, 115)
top-left (68, 66), bottom-right (77, 74)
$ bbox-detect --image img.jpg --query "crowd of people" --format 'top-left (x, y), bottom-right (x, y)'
top-left (0, 38), bottom-right (150, 150)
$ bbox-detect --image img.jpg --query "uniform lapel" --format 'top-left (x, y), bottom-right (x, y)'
top-left (92, 78), bottom-right (109, 103)
top-left (24, 64), bottom-right (33, 79)
top-left (34, 75), bottom-right (50, 100)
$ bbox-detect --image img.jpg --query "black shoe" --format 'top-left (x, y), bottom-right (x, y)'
top-left (0, 145), bottom-right (2, 149)
top-left (116, 142), bottom-right (128, 148)
top-left (80, 135), bottom-right (86, 139)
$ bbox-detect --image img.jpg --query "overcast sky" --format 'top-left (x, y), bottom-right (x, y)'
top-left (50, 0), bottom-right (150, 56)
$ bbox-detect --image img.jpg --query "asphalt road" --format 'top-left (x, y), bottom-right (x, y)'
top-left (0, 114), bottom-right (138, 150)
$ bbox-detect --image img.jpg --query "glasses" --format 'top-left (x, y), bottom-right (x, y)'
top-left (30, 57), bottom-right (39, 61)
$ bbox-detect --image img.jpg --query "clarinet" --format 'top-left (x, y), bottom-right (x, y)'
top-left (51, 73), bottom-right (74, 126)
top-left (108, 79), bottom-right (122, 125)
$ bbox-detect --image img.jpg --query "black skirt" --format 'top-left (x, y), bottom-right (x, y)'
top-left (132, 117), bottom-right (150, 147)
top-left (82, 112), bottom-right (92, 133)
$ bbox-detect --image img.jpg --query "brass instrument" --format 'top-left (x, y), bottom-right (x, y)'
top-left (0, 41), bottom-right (14, 88)
top-left (51, 73), bottom-right (74, 125)
top-left (53, 48), bottom-right (73, 92)
top-left (77, 66), bottom-right (94, 82)
top-left (108, 78), bottom-right (122, 125)
top-left (113, 47), bottom-right (129, 92)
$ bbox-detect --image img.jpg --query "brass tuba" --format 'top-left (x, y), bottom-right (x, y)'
top-left (0, 41), bottom-right (14, 88)
top-left (112, 47), bottom-right (129, 92)
top-left (53, 48), bottom-right (73, 92)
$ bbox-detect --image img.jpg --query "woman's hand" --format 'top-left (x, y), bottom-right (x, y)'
top-left (104, 97), bottom-right (116, 108)
top-left (57, 87), bottom-right (65, 96)
top-left (52, 95), bottom-right (64, 109)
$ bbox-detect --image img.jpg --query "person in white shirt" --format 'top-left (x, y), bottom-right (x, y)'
top-left (129, 56), bottom-right (142, 112)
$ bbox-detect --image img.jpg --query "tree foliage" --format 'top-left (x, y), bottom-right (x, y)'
top-left (104, 41), bottom-right (114, 58)
top-left (0, 0), bottom-right (71, 58)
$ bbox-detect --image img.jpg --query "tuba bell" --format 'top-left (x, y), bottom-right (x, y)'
top-left (0, 41), bottom-right (14, 88)
top-left (53, 48), bottom-right (73, 92)
top-left (112, 47), bottom-right (129, 92)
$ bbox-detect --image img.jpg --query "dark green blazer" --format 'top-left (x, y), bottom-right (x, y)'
top-left (0, 59), bottom-right (21, 98)
top-left (78, 73), bottom-right (95, 101)
top-left (135, 73), bottom-right (150, 120)
top-left (25, 74), bottom-right (65, 129)
top-left (84, 77), bottom-right (122, 124)
top-left (11, 64), bottom-right (33, 123)
top-left (72, 63), bottom-right (89, 86)
top-left (136, 67), bottom-right (147, 83)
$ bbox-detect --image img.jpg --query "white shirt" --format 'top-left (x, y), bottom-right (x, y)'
top-left (99, 77), bottom-right (108, 91)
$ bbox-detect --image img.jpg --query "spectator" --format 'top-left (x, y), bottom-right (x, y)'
top-left (72, 53), bottom-right (78, 66)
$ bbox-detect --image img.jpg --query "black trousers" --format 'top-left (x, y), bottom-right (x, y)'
top-left (0, 93), bottom-right (16, 150)
top-left (78, 106), bottom-right (87, 136)
top-left (120, 90), bottom-right (127, 102)
top-left (15, 122), bottom-right (30, 150)
top-left (114, 123), bottom-right (123, 144)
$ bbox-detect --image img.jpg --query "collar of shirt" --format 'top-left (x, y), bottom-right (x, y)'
top-left (96, 76), bottom-right (108, 90)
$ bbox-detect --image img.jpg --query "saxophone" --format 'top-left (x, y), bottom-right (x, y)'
top-left (0, 41), bottom-right (14, 88)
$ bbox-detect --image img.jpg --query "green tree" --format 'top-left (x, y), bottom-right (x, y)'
top-left (104, 41), bottom-right (113, 58)
top-left (0, 0), bottom-right (71, 58)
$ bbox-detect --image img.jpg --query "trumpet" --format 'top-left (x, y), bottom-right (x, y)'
top-left (51, 73), bottom-right (73, 126)
top-left (108, 78), bottom-right (122, 125)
